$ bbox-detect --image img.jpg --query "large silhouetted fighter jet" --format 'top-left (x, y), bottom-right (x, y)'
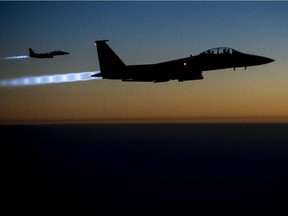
top-left (92, 40), bottom-right (274, 82)
top-left (29, 48), bottom-right (70, 58)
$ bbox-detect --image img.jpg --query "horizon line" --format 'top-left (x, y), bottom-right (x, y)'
top-left (1, 116), bottom-right (288, 125)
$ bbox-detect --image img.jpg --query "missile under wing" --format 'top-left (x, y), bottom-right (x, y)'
top-left (92, 40), bottom-right (274, 82)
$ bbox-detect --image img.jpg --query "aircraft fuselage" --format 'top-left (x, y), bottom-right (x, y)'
top-left (93, 41), bottom-right (274, 82)
top-left (29, 49), bottom-right (70, 58)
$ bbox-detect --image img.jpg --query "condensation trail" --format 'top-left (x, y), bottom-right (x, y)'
top-left (0, 71), bottom-right (102, 87)
top-left (2, 55), bottom-right (30, 60)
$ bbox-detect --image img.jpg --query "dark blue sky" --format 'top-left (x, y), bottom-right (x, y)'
top-left (1, 2), bottom-right (287, 123)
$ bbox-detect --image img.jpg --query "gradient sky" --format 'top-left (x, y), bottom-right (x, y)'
top-left (1, 1), bottom-right (288, 123)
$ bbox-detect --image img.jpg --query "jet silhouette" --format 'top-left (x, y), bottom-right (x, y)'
top-left (29, 48), bottom-right (70, 58)
top-left (92, 40), bottom-right (274, 82)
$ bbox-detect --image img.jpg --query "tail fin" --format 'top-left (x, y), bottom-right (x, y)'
top-left (95, 40), bottom-right (126, 79)
top-left (29, 48), bottom-right (35, 57)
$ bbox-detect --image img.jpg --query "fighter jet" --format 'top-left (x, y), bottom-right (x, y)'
top-left (29, 48), bottom-right (70, 58)
top-left (92, 40), bottom-right (274, 82)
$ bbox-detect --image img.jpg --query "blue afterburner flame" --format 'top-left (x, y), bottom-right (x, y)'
top-left (0, 71), bottom-right (102, 87)
top-left (2, 55), bottom-right (30, 60)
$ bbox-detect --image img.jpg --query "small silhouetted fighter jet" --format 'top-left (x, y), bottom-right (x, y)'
top-left (29, 48), bottom-right (70, 58)
top-left (92, 40), bottom-right (274, 82)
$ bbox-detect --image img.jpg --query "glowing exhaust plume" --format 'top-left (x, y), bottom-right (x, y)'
top-left (0, 71), bottom-right (102, 87)
top-left (2, 55), bottom-right (30, 60)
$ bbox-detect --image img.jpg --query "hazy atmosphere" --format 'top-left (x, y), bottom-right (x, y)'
top-left (1, 1), bottom-right (288, 123)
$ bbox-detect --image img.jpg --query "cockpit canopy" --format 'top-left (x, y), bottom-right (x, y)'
top-left (201, 47), bottom-right (241, 55)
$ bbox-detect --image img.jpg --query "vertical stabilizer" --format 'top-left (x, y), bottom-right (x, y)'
top-left (95, 40), bottom-right (126, 78)
top-left (29, 48), bottom-right (36, 57)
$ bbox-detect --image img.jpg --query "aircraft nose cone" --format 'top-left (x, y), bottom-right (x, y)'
top-left (254, 56), bottom-right (274, 65)
top-left (264, 58), bottom-right (275, 64)
top-left (262, 56), bottom-right (274, 64)
top-left (267, 58), bottom-right (274, 63)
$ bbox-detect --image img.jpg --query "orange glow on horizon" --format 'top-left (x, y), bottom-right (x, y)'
top-left (1, 115), bottom-right (288, 125)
